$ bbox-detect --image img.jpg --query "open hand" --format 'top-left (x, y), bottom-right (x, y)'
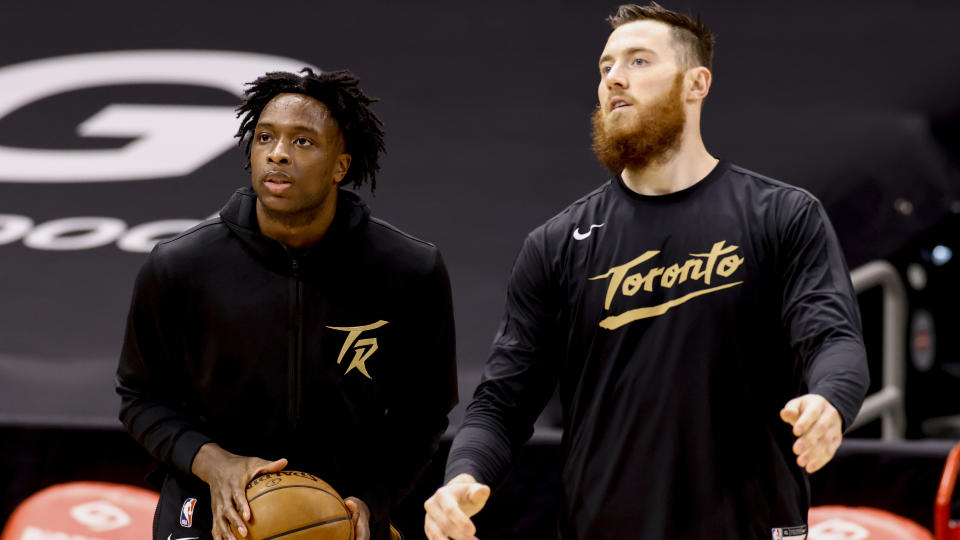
top-left (424, 473), bottom-right (490, 540)
top-left (780, 394), bottom-right (843, 473)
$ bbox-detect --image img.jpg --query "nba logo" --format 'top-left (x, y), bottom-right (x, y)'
top-left (180, 498), bottom-right (197, 527)
top-left (771, 529), bottom-right (782, 540)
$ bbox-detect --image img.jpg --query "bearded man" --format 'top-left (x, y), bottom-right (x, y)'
top-left (424, 3), bottom-right (869, 540)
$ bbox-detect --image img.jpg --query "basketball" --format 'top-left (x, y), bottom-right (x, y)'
top-left (231, 470), bottom-right (354, 540)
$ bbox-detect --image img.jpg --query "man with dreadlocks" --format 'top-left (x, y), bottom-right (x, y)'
top-left (117, 68), bottom-right (457, 540)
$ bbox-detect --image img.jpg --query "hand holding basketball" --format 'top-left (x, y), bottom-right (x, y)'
top-left (191, 442), bottom-right (288, 540)
top-left (424, 473), bottom-right (490, 540)
top-left (230, 471), bottom-right (354, 540)
top-left (343, 497), bottom-right (370, 540)
top-left (780, 394), bottom-right (843, 474)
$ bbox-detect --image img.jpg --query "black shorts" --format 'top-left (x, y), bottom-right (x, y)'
top-left (154, 473), bottom-right (213, 540)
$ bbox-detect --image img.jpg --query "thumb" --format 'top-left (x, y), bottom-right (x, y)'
top-left (344, 500), bottom-right (360, 530)
top-left (468, 484), bottom-right (490, 506)
top-left (344, 500), bottom-right (363, 532)
top-left (457, 483), bottom-right (490, 518)
top-left (259, 458), bottom-right (288, 475)
top-left (780, 398), bottom-right (802, 425)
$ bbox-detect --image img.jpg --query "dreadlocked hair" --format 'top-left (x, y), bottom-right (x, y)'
top-left (235, 68), bottom-right (385, 192)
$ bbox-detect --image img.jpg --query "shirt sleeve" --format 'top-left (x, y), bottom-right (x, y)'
top-left (777, 192), bottom-right (870, 430)
top-left (445, 229), bottom-right (562, 487)
top-left (357, 249), bottom-right (459, 527)
top-left (115, 249), bottom-right (213, 476)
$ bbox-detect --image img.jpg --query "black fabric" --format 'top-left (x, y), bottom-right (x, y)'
top-left (446, 161), bottom-right (869, 540)
top-left (154, 474), bottom-right (213, 540)
top-left (116, 186), bottom-right (458, 540)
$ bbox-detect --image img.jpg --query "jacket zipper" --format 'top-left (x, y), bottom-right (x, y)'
top-left (288, 257), bottom-right (303, 431)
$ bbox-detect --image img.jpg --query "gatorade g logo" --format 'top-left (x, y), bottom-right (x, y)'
top-left (0, 50), bottom-right (311, 183)
top-left (180, 498), bottom-right (197, 528)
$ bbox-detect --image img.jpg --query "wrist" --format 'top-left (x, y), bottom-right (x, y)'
top-left (191, 442), bottom-right (228, 483)
top-left (355, 484), bottom-right (389, 523)
top-left (447, 473), bottom-right (478, 486)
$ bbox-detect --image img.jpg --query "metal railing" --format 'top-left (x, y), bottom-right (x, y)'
top-left (847, 260), bottom-right (907, 440)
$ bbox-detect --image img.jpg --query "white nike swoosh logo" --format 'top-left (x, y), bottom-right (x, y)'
top-left (168, 535), bottom-right (199, 540)
top-left (572, 223), bottom-right (605, 240)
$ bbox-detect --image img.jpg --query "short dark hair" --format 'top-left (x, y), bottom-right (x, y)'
top-left (607, 3), bottom-right (714, 71)
top-left (236, 68), bottom-right (385, 192)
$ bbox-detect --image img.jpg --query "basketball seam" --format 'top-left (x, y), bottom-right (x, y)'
top-left (248, 484), bottom-right (340, 504)
top-left (258, 516), bottom-right (352, 540)
top-left (248, 482), bottom-right (353, 539)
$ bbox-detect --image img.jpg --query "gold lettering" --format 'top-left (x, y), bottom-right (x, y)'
top-left (589, 250), bottom-right (660, 309)
top-left (590, 240), bottom-right (746, 329)
top-left (346, 337), bottom-right (379, 378)
top-left (679, 259), bottom-right (701, 284)
top-left (622, 267), bottom-right (665, 295)
top-left (717, 255), bottom-right (744, 277)
top-left (688, 241), bottom-right (739, 286)
top-left (661, 264), bottom-right (681, 288)
top-left (622, 273), bottom-right (642, 296)
top-left (643, 267), bottom-right (665, 291)
top-left (599, 282), bottom-right (744, 329)
top-left (326, 320), bottom-right (389, 380)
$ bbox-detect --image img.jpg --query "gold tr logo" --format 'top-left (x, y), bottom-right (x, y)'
top-left (326, 320), bottom-right (389, 379)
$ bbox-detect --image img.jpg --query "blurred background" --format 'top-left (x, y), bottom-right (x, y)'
top-left (1, 0), bottom-right (959, 538)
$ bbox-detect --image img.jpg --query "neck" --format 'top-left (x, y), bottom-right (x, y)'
top-left (256, 191), bottom-right (338, 249)
top-left (621, 129), bottom-right (718, 196)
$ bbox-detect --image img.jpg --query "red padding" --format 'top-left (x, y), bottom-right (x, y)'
top-left (809, 506), bottom-right (933, 540)
top-left (935, 442), bottom-right (960, 540)
top-left (1, 482), bottom-right (158, 540)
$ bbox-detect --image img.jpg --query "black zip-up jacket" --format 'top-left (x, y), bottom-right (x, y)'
top-left (117, 187), bottom-right (457, 539)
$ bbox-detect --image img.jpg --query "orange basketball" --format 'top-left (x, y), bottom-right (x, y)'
top-left (231, 471), bottom-right (354, 540)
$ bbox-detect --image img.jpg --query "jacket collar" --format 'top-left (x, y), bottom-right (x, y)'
top-left (218, 186), bottom-right (370, 274)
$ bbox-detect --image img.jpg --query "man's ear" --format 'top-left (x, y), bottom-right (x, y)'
top-left (686, 66), bottom-right (712, 102)
top-left (333, 153), bottom-right (352, 185)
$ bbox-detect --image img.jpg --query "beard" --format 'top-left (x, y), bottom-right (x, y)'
top-left (591, 73), bottom-right (686, 174)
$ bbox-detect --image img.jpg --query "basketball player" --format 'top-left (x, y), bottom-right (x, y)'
top-left (424, 4), bottom-right (868, 539)
top-left (117, 69), bottom-right (457, 540)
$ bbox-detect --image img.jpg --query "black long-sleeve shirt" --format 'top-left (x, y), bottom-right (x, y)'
top-left (447, 161), bottom-right (868, 540)
top-left (117, 187), bottom-right (457, 540)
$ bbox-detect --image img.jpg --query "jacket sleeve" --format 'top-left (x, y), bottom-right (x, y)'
top-left (445, 229), bottom-right (562, 487)
top-left (116, 249), bottom-right (212, 476)
top-left (357, 249), bottom-right (459, 524)
top-left (777, 192), bottom-right (870, 430)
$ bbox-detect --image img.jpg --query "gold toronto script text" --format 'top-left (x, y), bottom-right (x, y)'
top-left (589, 240), bottom-right (744, 329)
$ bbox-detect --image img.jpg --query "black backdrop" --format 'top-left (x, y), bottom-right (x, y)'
top-left (1, 1), bottom-right (960, 535)
top-left (1, 0), bottom-right (958, 429)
